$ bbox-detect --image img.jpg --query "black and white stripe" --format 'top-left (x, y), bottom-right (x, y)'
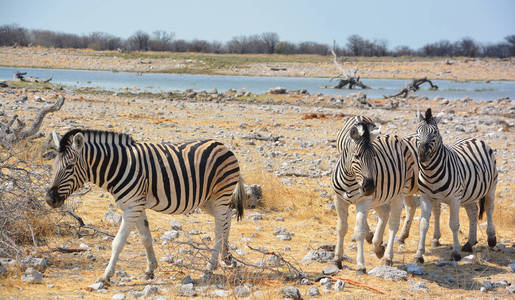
top-left (331, 118), bottom-right (417, 272)
top-left (413, 108), bottom-right (497, 262)
top-left (46, 129), bottom-right (246, 283)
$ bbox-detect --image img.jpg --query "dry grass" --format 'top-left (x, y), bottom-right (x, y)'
top-left (0, 84), bottom-right (513, 299)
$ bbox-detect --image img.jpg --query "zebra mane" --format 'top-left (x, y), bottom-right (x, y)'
top-left (424, 108), bottom-right (433, 122)
top-left (59, 129), bottom-right (135, 152)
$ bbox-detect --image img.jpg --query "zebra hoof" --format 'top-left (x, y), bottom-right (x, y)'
top-left (488, 236), bottom-right (497, 248)
top-left (382, 258), bottom-right (393, 266)
top-left (333, 259), bottom-right (343, 270)
top-left (144, 271), bottom-right (155, 280)
top-left (95, 276), bottom-right (111, 286)
top-left (415, 256), bottom-right (424, 264)
top-left (451, 252), bottom-right (461, 262)
top-left (366, 231), bottom-right (374, 244)
top-left (356, 268), bottom-right (366, 275)
top-left (431, 240), bottom-right (441, 247)
top-left (374, 245), bottom-right (385, 259)
top-left (461, 242), bottom-right (473, 253)
top-left (222, 253), bottom-right (233, 266)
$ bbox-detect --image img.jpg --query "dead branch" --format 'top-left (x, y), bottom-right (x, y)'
top-left (62, 210), bottom-right (116, 240)
top-left (0, 97), bottom-right (65, 148)
top-left (329, 41), bottom-right (370, 89)
top-left (247, 244), bottom-right (305, 279)
top-left (386, 77), bottom-right (438, 98)
top-left (13, 72), bottom-right (52, 83)
top-left (329, 275), bottom-right (387, 294)
top-left (241, 133), bottom-right (280, 142)
top-left (51, 247), bottom-right (88, 253)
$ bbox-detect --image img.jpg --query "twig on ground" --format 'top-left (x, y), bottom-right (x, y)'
top-left (329, 275), bottom-right (387, 294)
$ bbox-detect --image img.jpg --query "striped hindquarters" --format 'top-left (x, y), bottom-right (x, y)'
top-left (418, 137), bottom-right (497, 205)
top-left (137, 140), bottom-right (241, 214)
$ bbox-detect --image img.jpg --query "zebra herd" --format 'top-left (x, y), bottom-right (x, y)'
top-left (45, 108), bottom-right (498, 284)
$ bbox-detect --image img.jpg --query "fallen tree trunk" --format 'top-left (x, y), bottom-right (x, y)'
top-left (386, 77), bottom-right (438, 98)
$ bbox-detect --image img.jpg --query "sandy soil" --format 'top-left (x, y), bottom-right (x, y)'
top-left (0, 80), bottom-right (514, 299)
top-left (1, 47), bottom-right (514, 81)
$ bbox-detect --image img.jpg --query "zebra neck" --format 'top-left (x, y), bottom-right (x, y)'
top-left (83, 140), bottom-right (136, 194)
top-left (420, 144), bottom-right (446, 172)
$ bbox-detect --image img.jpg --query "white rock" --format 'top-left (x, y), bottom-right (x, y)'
top-left (234, 285), bottom-right (250, 297)
top-left (21, 267), bottom-right (42, 284)
top-left (368, 266), bottom-right (407, 281)
top-left (161, 230), bottom-right (179, 241)
top-left (112, 293), bottom-right (126, 300)
top-left (333, 280), bottom-right (345, 291)
top-left (178, 283), bottom-right (196, 297)
top-left (211, 289), bottom-right (231, 297)
top-left (143, 284), bottom-right (158, 296)
top-left (170, 220), bottom-right (182, 231)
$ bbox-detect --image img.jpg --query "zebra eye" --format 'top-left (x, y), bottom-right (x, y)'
top-left (65, 164), bottom-right (74, 171)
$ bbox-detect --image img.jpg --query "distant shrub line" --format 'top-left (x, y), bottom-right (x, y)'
top-left (1, 24), bottom-right (514, 58)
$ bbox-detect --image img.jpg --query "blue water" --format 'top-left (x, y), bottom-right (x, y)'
top-left (1, 66), bottom-right (513, 100)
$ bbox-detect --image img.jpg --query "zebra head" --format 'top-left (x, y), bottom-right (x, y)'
top-left (416, 108), bottom-right (442, 163)
top-left (348, 122), bottom-right (380, 196)
top-left (46, 130), bottom-right (88, 208)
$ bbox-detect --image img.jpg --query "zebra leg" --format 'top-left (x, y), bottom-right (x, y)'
top-left (383, 197), bottom-right (402, 266)
top-left (372, 204), bottom-right (389, 259)
top-left (135, 211), bottom-right (158, 279)
top-left (97, 206), bottom-right (142, 284)
top-left (398, 195), bottom-right (417, 244)
top-left (415, 197), bottom-right (432, 264)
top-left (334, 194), bottom-right (349, 269)
top-left (205, 201), bottom-right (232, 271)
top-left (485, 187), bottom-right (497, 247)
top-left (355, 198), bottom-right (371, 274)
top-left (431, 200), bottom-right (442, 247)
top-left (352, 219), bottom-right (373, 244)
top-left (449, 199), bottom-right (462, 261)
top-left (462, 203), bottom-right (478, 252)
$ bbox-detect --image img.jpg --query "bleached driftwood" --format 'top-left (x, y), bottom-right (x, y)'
top-left (329, 41), bottom-right (370, 89)
top-left (0, 97), bottom-right (64, 148)
top-left (386, 77), bottom-right (438, 98)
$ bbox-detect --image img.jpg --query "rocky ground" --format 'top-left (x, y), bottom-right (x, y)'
top-left (0, 79), bottom-right (514, 299)
top-left (1, 47), bottom-right (514, 81)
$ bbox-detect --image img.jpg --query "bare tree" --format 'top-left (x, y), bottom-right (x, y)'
top-left (329, 41), bottom-right (370, 89)
top-left (127, 31), bottom-right (150, 51)
top-left (149, 30), bottom-right (174, 51)
top-left (261, 32), bottom-right (279, 54)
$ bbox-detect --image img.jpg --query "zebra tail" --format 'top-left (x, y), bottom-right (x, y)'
top-left (232, 177), bottom-right (247, 221)
top-left (479, 197), bottom-right (485, 220)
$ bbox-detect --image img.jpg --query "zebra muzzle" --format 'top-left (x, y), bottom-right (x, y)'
top-left (46, 186), bottom-right (65, 208)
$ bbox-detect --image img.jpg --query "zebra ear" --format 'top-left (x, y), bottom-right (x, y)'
top-left (51, 131), bottom-right (61, 150)
top-left (72, 133), bottom-right (85, 151)
top-left (370, 125), bottom-right (381, 140)
top-left (434, 112), bottom-right (444, 124)
top-left (417, 111), bottom-right (425, 122)
top-left (350, 125), bottom-right (363, 141)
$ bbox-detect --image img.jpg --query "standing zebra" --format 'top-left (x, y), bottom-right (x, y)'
top-left (46, 129), bottom-right (247, 284)
top-left (413, 108), bottom-right (497, 263)
top-left (335, 116), bottom-right (419, 247)
top-left (332, 120), bottom-right (417, 273)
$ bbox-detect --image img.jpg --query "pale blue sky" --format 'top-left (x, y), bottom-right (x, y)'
top-left (1, 0), bottom-right (514, 48)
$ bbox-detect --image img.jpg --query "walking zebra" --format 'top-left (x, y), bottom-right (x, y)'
top-left (332, 120), bottom-right (417, 273)
top-left (46, 129), bottom-right (247, 284)
top-left (413, 108), bottom-right (497, 263)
